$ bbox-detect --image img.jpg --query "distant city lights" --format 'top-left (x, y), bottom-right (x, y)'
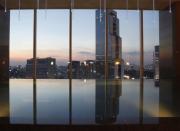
top-left (84, 61), bottom-right (87, 66)
top-left (90, 61), bottom-right (94, 64)
top-left (126, 62), bottom-right (130, 66)
top-left (83, 79), bottom-right (87, 83)
top-left (123, 75), bottom-right (130, 79)
top-left (115, 61), bottom-right (120, 65)
top-left (51, 61), bottom-right (54, 65)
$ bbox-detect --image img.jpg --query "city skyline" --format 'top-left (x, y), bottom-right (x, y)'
top-left (10, 9), bottom-right (159, 66)
top-left (0, 0), bottom-right (179, 129)
top-left (9, 51), bottom-right (155, 67)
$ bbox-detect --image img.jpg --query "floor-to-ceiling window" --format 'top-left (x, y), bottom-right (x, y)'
top-left (9, 8), bottom-right (162, 125)
top-left (10, 10), bottom-right (34, 124)
top-left (72, 9), bottom-right (96, 124)
top-left (116, 10), bottom-right (141, 124)
top-left (143, 10), bottom-right (159, 123)
top-left (36, 9), bottom-right (69, 124)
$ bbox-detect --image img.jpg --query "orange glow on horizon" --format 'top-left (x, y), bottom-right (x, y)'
top-left (10, 49), bottom-right (95, 63)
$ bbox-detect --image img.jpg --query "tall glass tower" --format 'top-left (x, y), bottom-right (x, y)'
top-left (96, 10), bottom-right (122, 79)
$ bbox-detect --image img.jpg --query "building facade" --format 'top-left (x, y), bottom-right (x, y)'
top-left (96, 10), bottom-right (122, 79)
top-left (154, 45), bottom-right (159, 83)
top-left (26, 57), bottom-right (56, 78)
top-left (67, 61), bottom-right (81, 79)
top-left (81, 60), bottom-right (96, 79)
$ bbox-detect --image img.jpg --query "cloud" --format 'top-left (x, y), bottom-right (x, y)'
top-left (77, 51), bottom-right (95, 56)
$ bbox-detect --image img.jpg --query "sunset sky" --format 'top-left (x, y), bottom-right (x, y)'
top-left (10, 9), bottom-right (159, 66)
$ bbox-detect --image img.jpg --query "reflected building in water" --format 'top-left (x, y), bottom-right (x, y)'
top-left (95, 79), bottom-right (122, 124)
top-left (96, 10), bottom-right (123, 79)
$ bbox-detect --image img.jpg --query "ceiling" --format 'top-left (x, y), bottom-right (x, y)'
top-left (0, 0), bottom-right (179, 10)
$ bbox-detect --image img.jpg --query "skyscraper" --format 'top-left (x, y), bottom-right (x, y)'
top-left (96, 10), bottom-right (122, 79)
top-left (154, 45), bottom-right (159, 86)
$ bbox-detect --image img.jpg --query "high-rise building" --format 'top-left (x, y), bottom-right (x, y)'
top-left (26, 57), bottom-right (57, 78)
top-left (96, 10), bottom-right (122, 79)
top-left (81, 60), bottom-right (96, 78)
top-left (67, 61), bottom-right (81, 79)
top-left (154, 45), bottom-right (159, 86)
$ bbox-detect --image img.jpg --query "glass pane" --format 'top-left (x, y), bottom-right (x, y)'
top-left (36, 10), bottom-right (69, 79)
top-left (36, 79), bottom-right (69, 124)
top-left (159, 11), bottom-right (174, 117)
top-left (10, 79), bottom-right (33, 124)
top-left (72, 10), bottom-right (95, 79)
top-left (10, 10), bottom-right (33, 79)
top-left (72, 10), bottom-right (96, 124)
top-left (143, 11), bottom-right (159, 123)
top-left (36, 9), bottom-right (69, 124)
top-left (95, 9), bottom-right (123, 124)
top-left (10, 10), bottom-right (34, 124)
top-left (113, 10), bottom-right (142, 124)
top-left (117, 10), bottom-right (140, 80)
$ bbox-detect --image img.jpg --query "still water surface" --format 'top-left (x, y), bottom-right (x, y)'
top-left (9, 79), bottom-right (160, 125)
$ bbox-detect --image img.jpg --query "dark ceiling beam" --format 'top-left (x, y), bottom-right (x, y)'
top-left (0, 0), bottom-right (179, 10)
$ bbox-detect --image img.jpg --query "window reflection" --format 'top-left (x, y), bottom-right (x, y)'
top-left (144, 11), bottom-right (159, 87)
top-left (95, 79), bottom-right (121, 124)
top-left (36, 80), bottom-right (69, 124)
top-left (10, 79), bottom-right (33, 124)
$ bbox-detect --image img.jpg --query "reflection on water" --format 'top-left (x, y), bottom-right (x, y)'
top-left (72, 80), bottom-right (95, 124)
top-left (36, 80), bottom-right (69, 124)
top-left (0, 79), bottom-right (177, 125)
top-left (95, 80), bottom-right (121, 124)
top-left (10, 79), bottom-right (33, 124)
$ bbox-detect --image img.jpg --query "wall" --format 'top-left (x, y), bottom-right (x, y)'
top-left (0, 10), bottom-right (10, 82)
